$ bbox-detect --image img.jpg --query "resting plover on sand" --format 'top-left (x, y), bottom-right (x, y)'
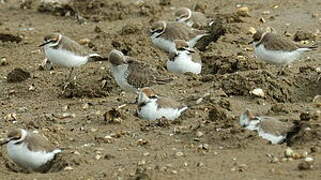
top-left (1, 129), bottom-right (62, 172)
top-left (108, 49), bottom-right (171, 94)
top-left (175, 7), bottom-right (211, 29)
top-left (249, 31), bottom-right (317, 65)
top-left (136, 87), bottom-right (188, 120)
top-left (167, 40), bottom-right (202, 74)
top-left (150, 21), bottom-right (208, 53)
top-left (240, 110), bottom-right (294, 144)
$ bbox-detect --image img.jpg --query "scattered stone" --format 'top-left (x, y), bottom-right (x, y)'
top-left (236, 7), bottom-right (250, 17)
top-left (7, 68), bottom-right (31, 83)
top-left (196, 131), bottom-right (204, 138)
top-left (0, 57), bottom-right (8, 66)
top-left (271, 157), bottom-right (279, 163)
top-left (78, 38), bottom-right (91, 45)
top-left (248, 27), bottom-right (256, 35)
top-left (64, 166), bottom-right (73, 171)
top-left (259, 17), bottom-right (266, 23)
top-left (137, 139), bottom-right (149, 146)
top-left (176, 152), bottom-right (184, 157)
top-left (4, 113), bottom-right (17, 122)
top-left (250, 88), bottom-right (265, 98)
top-left (284, 148), bottom-right (294, 158)
top-left (196, 162), bottom-right (204, 167)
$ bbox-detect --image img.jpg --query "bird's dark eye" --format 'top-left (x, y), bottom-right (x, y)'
top-left (149, 95), bottom-right (157, 99)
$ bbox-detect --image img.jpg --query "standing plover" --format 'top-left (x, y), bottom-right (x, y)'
top-left (175, 7), bottom-right (211, 29)
top-left (240, 110), bottom-right (293, 144)
top-left (109, 49), bottom-right (170, 93)
top-left (39, 33), bottom-right (106, 84)
top-left (136, 87), bottom-right (188, 120)
top-left (249, 31), bottom-right (317, 65)
top-left (167, 40), bottom-right (202, 74)
top-left (1, 129), bottom-right (62, 172)
top-left (150, 21), bottom-right (208, 53)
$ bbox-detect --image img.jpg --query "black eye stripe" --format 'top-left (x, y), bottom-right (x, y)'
top-left (153, 29), bottom-right (163, 34)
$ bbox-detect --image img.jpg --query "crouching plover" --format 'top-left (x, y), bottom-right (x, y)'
top-left (1, 129), bottom-right (62, 172)
top-left (240, 110), bottom-right (294, 144)
top-left (109, 49), bottom-right (171, 93)
top-left (136, 87), bottom-right (188, 120)
top-left (167, 40), bottom-right (202, 74)
top-left (39, 33), bottom-right (106, 85)
top-left (150, 21), bottom-right (208, 53)
top-left (250, 31), bottom-right (317, 65)
top-left (175, 7), bottom-right (211, 29)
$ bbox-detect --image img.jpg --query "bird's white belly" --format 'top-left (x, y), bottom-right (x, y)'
top-left (167, 54), bottom-right (201, 74)
top-left (138, 101), bottom-right (187, 120)
top-left (45, 47), bottom-right (87, 67)
top-left (254, 44), bottom-right (304, 65)
top-left (111, 65), bottom-right (136, 93)
top-left (257, 130), bottom-right (285, 144)
top-left (7, 142), bottom-right (60, 171)
top-left (151, 36), bottom-right (176, 53)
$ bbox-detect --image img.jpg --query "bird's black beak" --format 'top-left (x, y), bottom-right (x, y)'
top-left (248, 40), bottom-right (254, 45)
top-left (0, 138), bottom-right (10, 146)
top-left (39, 41), bottom-right (51, 47)
top-left (187, 48), bottom-right (195, 53)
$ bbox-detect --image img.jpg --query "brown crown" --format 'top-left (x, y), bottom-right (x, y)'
top-left (175, 7), bottom-right (190, 18)
top-left (108, 49), bottom-right (125, 65)
top-left (141, 87), bottom-right (157, 97)
top-left (44, 33), bottom-right (60, 42)
top-left (7, 129), bottom-right (22, 140)
top-left (150, 21), bottom-right (166, 32)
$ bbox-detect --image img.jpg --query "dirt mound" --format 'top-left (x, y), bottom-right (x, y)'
top-left (7, 68), bottom-right (31, 83)
top-left (0, 33), bottom-right (22, 43)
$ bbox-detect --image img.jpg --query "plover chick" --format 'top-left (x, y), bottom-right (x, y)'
top-left (1, 129), bottom-right (62, 172)
top-left (136, 87), bottom-right (188, 120)
top-left (149, 21), bottom-right (208, 53)
top-left (167, 40), bottom-right (202, 74)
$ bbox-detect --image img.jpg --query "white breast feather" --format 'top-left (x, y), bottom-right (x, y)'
top-left (151, 35), bottom-right (176, 53)
top-left (44, 47), bottom-right (88, 67)
top-left (138, 100), bottom-right (187, 120)
top-left (111, 64), bottom-right (136, 93)
top-left (254, 44), bottom-right (310, 64)
top-left (167, 53), bottom-right (201, 74)
top-left (7, 142), bottom-right (61, 170)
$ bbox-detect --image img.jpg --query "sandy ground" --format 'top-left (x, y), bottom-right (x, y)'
top-left (1, 0), bottom-right (321, 179)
